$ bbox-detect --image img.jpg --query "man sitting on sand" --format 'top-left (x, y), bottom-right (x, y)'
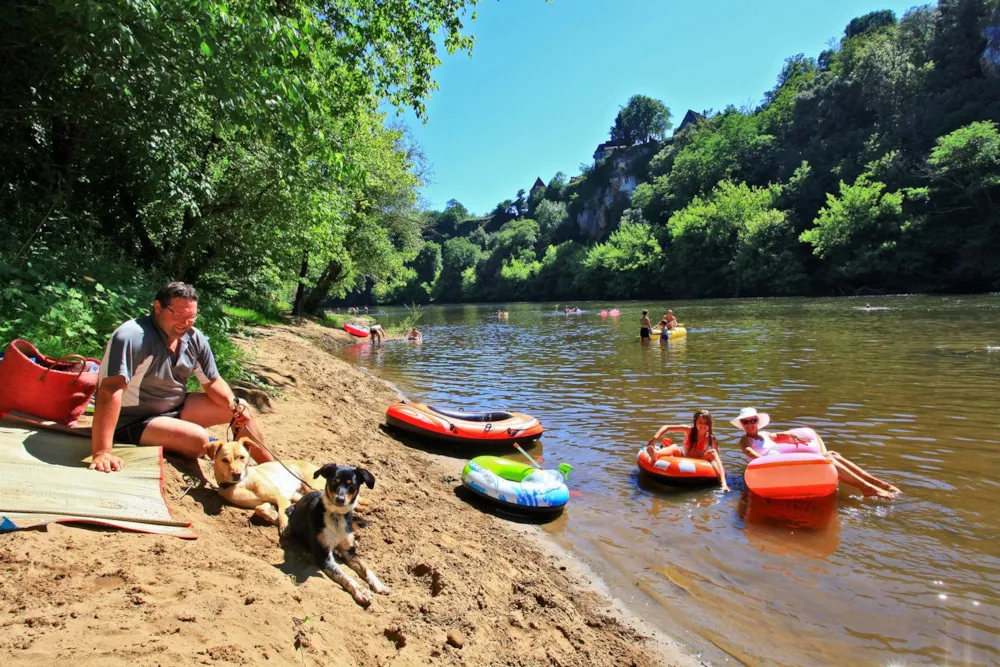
top-left (89, 281), bottom-right (274, 473)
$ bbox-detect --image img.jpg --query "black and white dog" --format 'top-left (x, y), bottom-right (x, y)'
top-left (283, 464), bottom-right (390, 606)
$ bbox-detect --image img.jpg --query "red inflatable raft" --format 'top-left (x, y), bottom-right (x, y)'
top-left (636, 445), bottom-right (718, 486)
top-left (343, 323), bottom-right (370, 337)
top-left (744, 428), bottom-right (839, 500)
top-left (385, 401), bottom-right (543, 445)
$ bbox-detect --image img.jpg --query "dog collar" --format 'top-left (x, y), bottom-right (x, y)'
top-left (218, 481), bottom-right (238, 489)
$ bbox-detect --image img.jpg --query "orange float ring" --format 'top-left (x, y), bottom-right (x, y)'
top-left (637, 446), bottom-right (718, 486)
top-left (385, 401), bottom-right (543, 445)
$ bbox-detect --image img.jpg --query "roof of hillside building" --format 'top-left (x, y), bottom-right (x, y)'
top-left (531, 177), bottom-right (545, 190)
top-left (677, 110), bottom-right (705, 132)
top-left (594, 140), bottom-right (627, 153)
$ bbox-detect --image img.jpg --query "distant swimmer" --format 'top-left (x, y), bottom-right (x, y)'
top-left (407, 327), bottom-right (422, 342)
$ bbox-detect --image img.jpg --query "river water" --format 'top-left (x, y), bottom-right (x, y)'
top-left (339, 296), bottom-right (1000, 666)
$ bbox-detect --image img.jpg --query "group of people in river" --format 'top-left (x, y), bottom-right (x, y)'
top-left (639, 309), bottom-right (679, 341)
top-left (645, 408), bottom-right (900, 498)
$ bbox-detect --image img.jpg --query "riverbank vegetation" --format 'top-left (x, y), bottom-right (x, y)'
top-left (0, 0), bottom-right (480, 367)
top-left (387, 0), bottom-right (1000, 303)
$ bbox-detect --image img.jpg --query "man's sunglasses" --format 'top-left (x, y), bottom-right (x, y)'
top-left (164, 305), bottom-right (198, 324)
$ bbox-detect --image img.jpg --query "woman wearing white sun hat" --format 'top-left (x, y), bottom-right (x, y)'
top-left (732, 407), bottom-right (900, 498)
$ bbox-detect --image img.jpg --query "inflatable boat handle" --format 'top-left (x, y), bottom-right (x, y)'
top-left (513, 442), bottom-right (543, 470)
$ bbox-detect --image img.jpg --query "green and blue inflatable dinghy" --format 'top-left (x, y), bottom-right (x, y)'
top-left (461, 455), bottom-right (572, 513)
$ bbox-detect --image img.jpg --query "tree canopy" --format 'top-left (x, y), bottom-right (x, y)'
top-left (610, 95), bottom-right (673, 146)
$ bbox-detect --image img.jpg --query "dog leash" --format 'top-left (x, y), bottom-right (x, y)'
top-left (228, 400), bottom-right (313, 495)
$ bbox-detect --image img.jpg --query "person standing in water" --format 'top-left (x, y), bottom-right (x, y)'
top-left (639, 310), bottom-right (652, 342)
top-left (732, 407), bottom-right (900, 498)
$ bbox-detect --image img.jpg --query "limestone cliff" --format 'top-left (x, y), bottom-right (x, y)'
top-left (570, 142), bottom-right (657, 241)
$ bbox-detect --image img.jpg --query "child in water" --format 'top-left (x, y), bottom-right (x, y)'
top-left (646, 410), bottom-right (730, 491)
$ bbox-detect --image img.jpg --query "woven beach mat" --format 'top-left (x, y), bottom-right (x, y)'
top-left (0, 419), bottom-right (196, 539)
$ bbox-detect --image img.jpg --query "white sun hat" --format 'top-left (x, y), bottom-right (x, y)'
top-left (730, 407), bottom-right (770, 430)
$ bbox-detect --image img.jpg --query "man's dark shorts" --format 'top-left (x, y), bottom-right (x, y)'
top-left (112, 407), bottom-right (182, 445)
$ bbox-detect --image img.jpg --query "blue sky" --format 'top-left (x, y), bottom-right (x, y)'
top-left (396, 0), bottom-right (922, 216)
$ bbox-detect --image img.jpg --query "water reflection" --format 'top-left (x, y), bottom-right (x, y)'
top-left (348, 296), bottom-right (1000, 666)
top-left (741, 491), bottom-right (840, 559)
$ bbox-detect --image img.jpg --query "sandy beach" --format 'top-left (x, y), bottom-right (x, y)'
top-left (0, 320), bottom-right (699, 667)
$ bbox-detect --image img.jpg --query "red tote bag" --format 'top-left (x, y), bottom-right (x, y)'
top-left (0, 340), bottom-right (100, 427)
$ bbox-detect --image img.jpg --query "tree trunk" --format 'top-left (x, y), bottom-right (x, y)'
top-left (293, 251), bottom-right (309, 315)
top-left (302, 259), bottom-right (343, 314)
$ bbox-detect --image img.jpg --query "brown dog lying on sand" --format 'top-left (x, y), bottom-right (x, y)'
top-left (207, 437), bottom-right (323, 533)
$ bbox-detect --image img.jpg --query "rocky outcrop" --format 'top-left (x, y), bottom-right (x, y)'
top-left (574, 143), bottom-right (655, 240)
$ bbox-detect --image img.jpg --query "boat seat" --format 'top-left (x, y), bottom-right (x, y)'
top-left (428, 406), bottom-right (514, 422)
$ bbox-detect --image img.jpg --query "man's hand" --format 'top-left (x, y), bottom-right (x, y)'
top-left (231, 397), bottom-right (251, 430)
top-left (89, 451), bottom-right (124, 473)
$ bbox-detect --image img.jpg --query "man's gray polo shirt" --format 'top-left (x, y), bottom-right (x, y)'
top-left (98, 313), bottom-right (220, 427)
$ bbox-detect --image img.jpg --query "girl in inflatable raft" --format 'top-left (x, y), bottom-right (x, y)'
top-left (732, 407), bottom-right (900, 499)
top-left (645, 409), bottom-right (730, 492)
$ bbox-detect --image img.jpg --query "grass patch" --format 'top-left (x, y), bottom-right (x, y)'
top-left (222, 305), bottom-right (285, 326)
top-left (318, 312), bottom-right (378, 328)
top-left (384, 303), bottom-right (423, 334)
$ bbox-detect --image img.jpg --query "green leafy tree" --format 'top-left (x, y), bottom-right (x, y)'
top-left (664, 181), bottom-right (805, 297)
top-left (845, 10), bottom-right (898, 39)
top-left (534, 200), bottom-right (569, 245)
top-left (413, 241), bottom-right (444, 285)
top-left (654, 110), bottom-right (775, 215)
top-left (610, 95), bottom-right (673, 146)
top-left (435, 237), bottom-right (482, 302)
top-left (926, 121), bottom-right (1000, 215)
top-left (545, 172), bottom-right (569, 201)
top-left (799, 176), bottom-right (910, 291)
top-left (514, 189), bottom-right (528, 217)
top-left (477, 219), bottom-right (540, 295)
top-left (582, 215), bottom-right (662, 298)
top-left (535, 242), bottom-right (590, 299)
top-left (497, 251), bottom-right (543, 300)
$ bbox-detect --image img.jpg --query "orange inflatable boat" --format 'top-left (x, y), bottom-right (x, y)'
top-left (636, 444), bottom-right (719, 486)
top-left (385, 401), bottom-right (543, 445)
top-left (343, 323), bottom-right (370, 337)
top-left (744, 428), bottom-right (839, 500)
